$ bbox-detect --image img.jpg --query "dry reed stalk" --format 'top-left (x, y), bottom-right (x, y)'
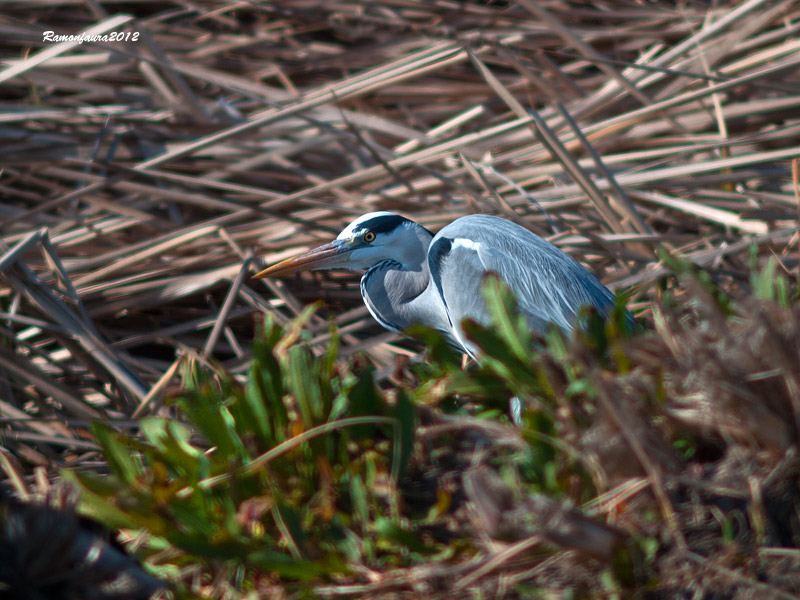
top-left (0, 5), bottom-right (798, 574)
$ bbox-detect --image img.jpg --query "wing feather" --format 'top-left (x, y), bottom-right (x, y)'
top-left (427, 215), bottom-right (617, 337)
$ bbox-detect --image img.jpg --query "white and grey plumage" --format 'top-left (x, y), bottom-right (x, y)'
top-left (255, 212), bottom-right (627, 356)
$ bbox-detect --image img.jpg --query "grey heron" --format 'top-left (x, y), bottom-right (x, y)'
top-left (254, 212), bottom-right (629, 357)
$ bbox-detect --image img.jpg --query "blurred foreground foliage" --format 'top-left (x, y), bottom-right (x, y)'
top-left (63, 257), bottom-right (800, 599)
top-left (65, 305), bottom-right (417, 598)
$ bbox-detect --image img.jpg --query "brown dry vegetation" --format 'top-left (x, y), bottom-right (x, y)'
top-left (1, 1), bottom-right (800, 599)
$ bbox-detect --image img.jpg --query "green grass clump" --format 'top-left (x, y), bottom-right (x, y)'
top-left (65, 305), bottom-right (421, 598)
top-left (62, 260), bottom-right (800, 599)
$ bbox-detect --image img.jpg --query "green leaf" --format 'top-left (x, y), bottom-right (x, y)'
top-left (321, 320), bottom-right (341, 385)
top-left (349, 474), bottom-right (369, 528)
top-left (63, 470), bottom-right (137, 530)
top-left (247, 321), bottom-right (288, 444)
top-left (373, 518), bottom-right (434, 554)
top-left (752, 254), bottom-right (778, 301)
top-left (286, 345), bottom-right (325, 428)
top-left (461, 319), bottom-right (539, 394)
top-left (139, 417), bottom-right (206, 481)
top-left (346, 364), bottom-right (384, 439)
top-left (246, 550), bottom-right (343, 580)
top-left (481, 273), bottom-right (533, 361)
top-left (91, 422), bottom-right (144, 486)
top-left (140, 417), bottom-right (197, 457)
top-left (176, 389), bottom-right (244, 459)
top-left (167, 499), bottom-right (224, 540)
top-left (391, 389), bottom-right (415, 483)
top-left (273, 502), bottom-right (306, 556)
top-left (405, 323), bottom-right (463, 367)
top-left (235, 377), bottom-right (271, 446)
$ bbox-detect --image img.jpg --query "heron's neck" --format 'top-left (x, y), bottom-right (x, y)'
top-left (360, 228), bottom-right (451, 334)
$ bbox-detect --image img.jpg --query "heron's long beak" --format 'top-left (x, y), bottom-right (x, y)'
top-left (253, 241), bottom-right (350, 279)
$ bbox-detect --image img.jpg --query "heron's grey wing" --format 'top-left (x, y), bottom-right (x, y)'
top-left (429, 215), bottom-right (617, 336)
top-left (428, 235), bottom-right (554, 339)
top-left (426, 236), bottom-right (491, 355)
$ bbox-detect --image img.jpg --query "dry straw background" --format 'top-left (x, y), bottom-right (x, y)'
top-left (1, 1), bottom-right (800, 590)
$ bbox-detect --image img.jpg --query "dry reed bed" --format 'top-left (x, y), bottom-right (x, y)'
top-left (0, 2), bottom-right (798, 468)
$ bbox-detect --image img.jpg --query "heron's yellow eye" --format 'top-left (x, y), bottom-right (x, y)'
top-left (363, 231), bottom-right (376, 243)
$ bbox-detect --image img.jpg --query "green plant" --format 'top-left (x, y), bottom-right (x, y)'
top-left (62, 259), bottom-right (800, 598)
top-left (66, 307), bottom-right (419, 596)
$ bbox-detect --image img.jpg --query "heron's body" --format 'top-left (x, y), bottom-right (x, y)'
top-left (255, 212), bottom-right (625, 356)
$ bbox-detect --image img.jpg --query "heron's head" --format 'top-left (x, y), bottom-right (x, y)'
top-left (254, 212), bottom-right (431, 278)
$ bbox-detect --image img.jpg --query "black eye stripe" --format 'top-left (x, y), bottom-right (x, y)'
top-left (355, 214), bottom-right (408, 235)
